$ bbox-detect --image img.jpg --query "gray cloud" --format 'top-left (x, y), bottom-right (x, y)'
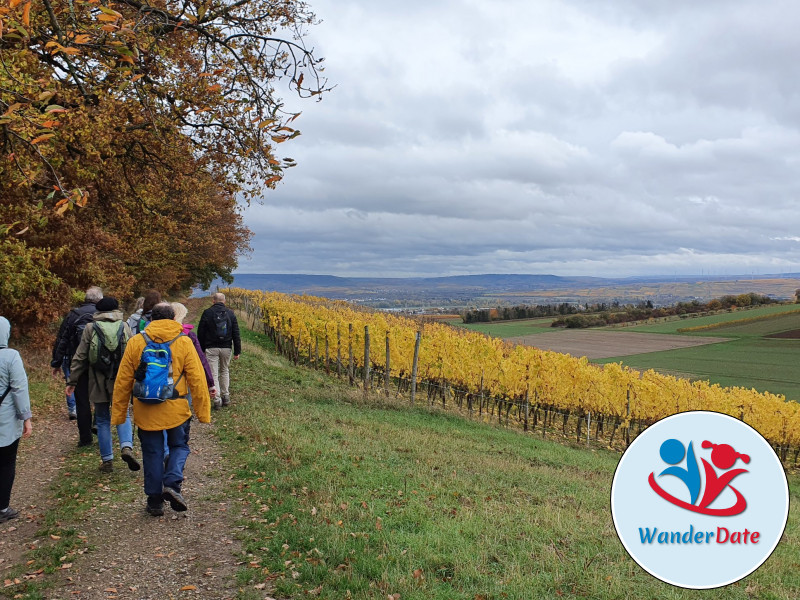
top-left (238, 0), bottom-right (800, 277)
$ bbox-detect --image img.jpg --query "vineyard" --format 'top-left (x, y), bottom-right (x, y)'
top-left (225, 288), bottom-right (800, 462)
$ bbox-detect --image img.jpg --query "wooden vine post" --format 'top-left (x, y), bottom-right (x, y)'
top-left (364, 325), bottom-right (370, 394)
top-left (336, 325), bottom-right (342, 378)
top-left (348, 323), bottom-right (354, 385)
top-left (384, 332), bottom-right (391, 393)
top-left (410, 331), bottom-right (421, 405)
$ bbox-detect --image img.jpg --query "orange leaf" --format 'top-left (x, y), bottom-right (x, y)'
top-left (22, 2), bottom-right (30, 27)
top-left (97, 13), bottom-right (119, 22)
top-left (180, 585), bottom-right (197, 591)
top-left (131, 74), bottom-right (144, 82)
top-left (10, 0), bottom-right (22, 8)
top-left (73, 34), bottom-right (91, 44)
top-left (208, 84), bottom-right (222, 92)
top-left (30, 133), bottom-right (55, 144)
top-left (41, 120), bottom-right (60, 128)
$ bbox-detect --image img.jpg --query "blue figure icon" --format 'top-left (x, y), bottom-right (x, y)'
top-left (658, 439), bottom-right (701, 505)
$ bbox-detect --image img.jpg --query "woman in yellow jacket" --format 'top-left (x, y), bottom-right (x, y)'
top-left (112, 303), bottom-right (211, 516)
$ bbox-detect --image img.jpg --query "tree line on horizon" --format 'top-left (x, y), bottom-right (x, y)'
top-left (461, 293), bottom-right (780, 328)
top-left (1, 0), bottom-right (328, 331)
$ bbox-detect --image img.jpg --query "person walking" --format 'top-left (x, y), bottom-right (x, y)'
top-left (66, 297), bottom-right (141, 473)
top-left (197, 293), bottom-right (240, 409)
top-left (51, 286), bottom-right (102, 445)
top-left (0, 317), bottom-right (33, 523)
top-left (134, 290), bottom-right (161, 335)
top-left (112, 303), bottom-right (211, 516)
top-left (126, 297), bottom-right (144, 334)
top-left (170, 302), bottom-right (216, 403)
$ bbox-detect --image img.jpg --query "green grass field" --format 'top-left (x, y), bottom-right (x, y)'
top-left (596, 337), bottom-right (800, 400)
top-left (216, 327), bottom-right (800, 599)
top-left (597, 306), bottom-right (800, 400)
top-left (618, 304), bottom-right (800, 335)
top-left (448, 317), bottom-right (556, 338)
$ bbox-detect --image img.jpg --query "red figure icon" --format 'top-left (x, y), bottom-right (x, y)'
top-left (697, 441), bottom-right (749, 512)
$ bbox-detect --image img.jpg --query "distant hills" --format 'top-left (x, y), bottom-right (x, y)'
top-left (197, 273), bottom-right (800, 309)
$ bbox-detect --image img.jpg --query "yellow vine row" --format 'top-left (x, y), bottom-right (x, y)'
top-left (225, 288), bottom-right (800, 450)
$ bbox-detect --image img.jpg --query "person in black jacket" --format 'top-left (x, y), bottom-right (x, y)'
top-left (51, 286), bottom-right (102, 446)
top-left (197, 293), bottom-right (241, 409)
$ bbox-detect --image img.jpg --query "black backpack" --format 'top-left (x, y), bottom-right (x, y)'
top-left (213, 309), bottom-right (230, 341)
top-left (67, 310), bottom-right (95, 359)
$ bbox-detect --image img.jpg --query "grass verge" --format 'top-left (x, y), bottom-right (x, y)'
top-left (215, 327), bottom-right (800, 600)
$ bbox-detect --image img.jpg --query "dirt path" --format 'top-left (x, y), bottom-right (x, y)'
top-left (0, 410), bottom-right (74, 584)
top-left (1, 407), bottom-right (246, 599)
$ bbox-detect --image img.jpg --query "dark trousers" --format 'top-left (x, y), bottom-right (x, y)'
top-left (0, 438), bottom-right (20, 510)
top-left (75, 373), bottom-right (93, 444)
top-left (138, 419), bottom-right (192, 497)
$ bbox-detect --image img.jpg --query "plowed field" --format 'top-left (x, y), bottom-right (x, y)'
top-left (508, 330), bottom-right (728, 359)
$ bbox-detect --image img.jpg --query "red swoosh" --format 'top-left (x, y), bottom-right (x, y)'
top-left (648, 472), bottom-right (747, 516)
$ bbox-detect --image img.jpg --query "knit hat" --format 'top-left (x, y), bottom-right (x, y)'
top-left (95, 297), bottom-right (119, 312)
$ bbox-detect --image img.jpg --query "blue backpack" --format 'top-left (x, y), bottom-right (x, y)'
top-left (132, 332), bottom-right (186, 404)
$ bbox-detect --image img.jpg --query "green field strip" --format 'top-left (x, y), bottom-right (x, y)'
top-left (450, 318), bottom-right (557, 338)
top-left (596, 337), bottom-right (800, 400)
top-left (618, 303), bottom-right (800, 335)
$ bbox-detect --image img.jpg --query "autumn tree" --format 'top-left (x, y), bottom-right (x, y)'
top-left (1, 0), bottom-right (326, 329)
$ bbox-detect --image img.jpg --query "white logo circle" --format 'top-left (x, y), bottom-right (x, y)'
top-left (611, 411), bottom-right (789, 589)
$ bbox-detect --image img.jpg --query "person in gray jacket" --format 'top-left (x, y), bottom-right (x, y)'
top-left (0, 316), bottom-right (33, 523)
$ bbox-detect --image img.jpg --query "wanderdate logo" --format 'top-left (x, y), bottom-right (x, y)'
top-left (611, 411), bottom-right (789, 589)
top-left (648, 438), bottom-right (750, 516)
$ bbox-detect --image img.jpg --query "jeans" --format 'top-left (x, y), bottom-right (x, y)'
top-left (62, 361), bottom-right (76, 414)
top-left (161, 394), bottom-right (191, 456)
top-left (0, 439), bottom-right (20, 510)
top-left (138, 419), bottom-right (191, 497)
top-left (206, 347), bottom-right (232, 400)
top-left (94, 402), bottom-right (133, 462)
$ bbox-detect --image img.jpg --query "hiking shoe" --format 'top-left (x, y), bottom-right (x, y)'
top-left (77, 439), bottom-right (93, 448)
top-left (221, 396), bottom-right (230, 407)
top-left (99, 460), bottom-right (113, 473)
top-left (162, 487), bottom-right (188, 512)
top-left (146, 495), bottom-right (164, 517)
top-left (0, 508), bottom-right (19, 523)
top-left (68, 411), bottom-right (77, 421)
top-left (212, 399), bottom-right (222, 410)
top-left (121, 447), bottom-right (141, 472)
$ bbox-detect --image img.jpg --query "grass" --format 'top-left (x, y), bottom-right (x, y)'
top-left (448, 318), bottom-right (556, 338)
top-left (0, 368), bottom-right (103, 600)
top-left (596, 337), bottom-right (800, 400)
top-left (215, 326), bottom-right (800, 600)
top-left (595, 306), bottom-right (800, 400)
top-left (619, 304), bottom-right (800, 335)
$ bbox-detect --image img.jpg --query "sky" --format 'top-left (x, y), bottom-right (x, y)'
top-left (237, 0), bottom-right (800, 278)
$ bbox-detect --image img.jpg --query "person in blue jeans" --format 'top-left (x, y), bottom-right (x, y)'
top-left (62, 359), bottom-right (77, 419)
top-left (111, 303), bottom-right (211, 516)
top-left (66, 297), bottom-right (141, 473)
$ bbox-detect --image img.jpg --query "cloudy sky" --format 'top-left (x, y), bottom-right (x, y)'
top-left (238, 0), bottom-right (800, 278)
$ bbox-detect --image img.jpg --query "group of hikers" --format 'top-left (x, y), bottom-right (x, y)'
top-left (0, 289), bottom-right (242, 520)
